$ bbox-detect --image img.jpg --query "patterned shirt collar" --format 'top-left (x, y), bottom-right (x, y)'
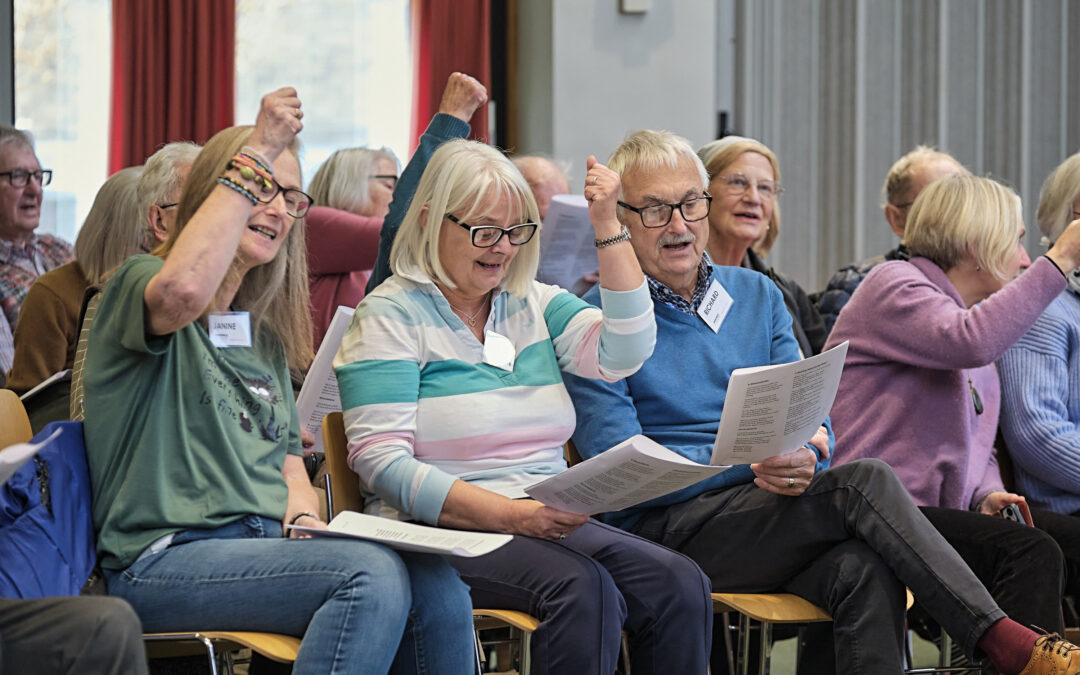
top-left (0, 234), bottom-right (37, 262)
top-left (646, 251), bottom-right (714, 315)
top-left (0, 234), bottom-right (45, 275)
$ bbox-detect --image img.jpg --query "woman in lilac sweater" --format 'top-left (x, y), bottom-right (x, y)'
top-left (827, 174), bottom-right (1080, 636)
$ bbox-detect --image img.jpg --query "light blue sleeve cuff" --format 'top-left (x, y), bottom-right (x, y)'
top-left (597, 280), bottom-right (652, 319)
top-left (410, 468), bottom-right (458, 526)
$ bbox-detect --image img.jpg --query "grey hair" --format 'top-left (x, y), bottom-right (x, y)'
top-left (0, 126), bottom-right (35, 156)
top-left (74, 166), bottom-right (146, 286)
top-left (607, 130), bottom-right (709, 200)
top-left (1036, 152), bottom-right (1080, 244)
top-left (136, 142), bottom-right (201, 237)
top-left (308, 146), bottom-right (400, 215)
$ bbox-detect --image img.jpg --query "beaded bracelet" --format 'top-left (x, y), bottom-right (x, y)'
top-left (229, 154), bottom-right (274, 191)
top-left (216, 176), bottom-right (258, 205)
top-left (241, 146), bottom-right (274, 175)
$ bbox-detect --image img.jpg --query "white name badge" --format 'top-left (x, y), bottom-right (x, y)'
top-left (697, 279), bottom-right (733, 333)
top-left (208, 311), bottom-right (252, 348)
top-left (482, 330), bottom-right (517, 371)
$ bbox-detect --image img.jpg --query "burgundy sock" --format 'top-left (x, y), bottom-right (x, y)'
top-left (977, 618), bottom-right (1039, 675)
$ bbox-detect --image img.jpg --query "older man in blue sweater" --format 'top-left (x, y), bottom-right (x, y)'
top-left (563, 130), bottom-right (1080, 675)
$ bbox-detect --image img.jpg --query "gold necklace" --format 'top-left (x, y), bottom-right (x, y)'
top-left (448, 292), bottom-right (491, 327)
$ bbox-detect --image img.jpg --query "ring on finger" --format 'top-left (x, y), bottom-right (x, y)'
top-left (591, 175), bottom-right (598, 185)
top-left (293, 109), bottom-right (303, 119)
top-left (787, 477), bottom-right (795, 488)
top-left (558, 533), bottom-right (566, 540)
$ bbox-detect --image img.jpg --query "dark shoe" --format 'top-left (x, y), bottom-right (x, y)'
top-left (1019, 634), bottom-right (1080, 674)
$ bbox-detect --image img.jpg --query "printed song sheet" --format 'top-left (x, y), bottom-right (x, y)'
top-left (710, 341), bottom-right (848, 466)
top-left (536, 195), bottom-right (598, 294)
top-left (525, 435), bottom-right (728, 515)
top-left (288, 511), bottom-right (513, 557)
top-left (295, 305), bottom-right (355, 454)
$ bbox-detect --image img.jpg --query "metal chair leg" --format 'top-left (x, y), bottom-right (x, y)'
top-left (737, 613), bottom-right (752, 675)
top-left (759, 620), bottom-right (773, 675)
top-left (194, 634), bottom-right (220, 675)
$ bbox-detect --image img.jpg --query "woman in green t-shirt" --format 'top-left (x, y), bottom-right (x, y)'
top-left (82, 88), bottom-right (474, 675)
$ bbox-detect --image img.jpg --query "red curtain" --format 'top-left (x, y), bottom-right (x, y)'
top-left (410, 0), bottom-right (491, 150)
top-left (108, 0), bottom-right (235, 174)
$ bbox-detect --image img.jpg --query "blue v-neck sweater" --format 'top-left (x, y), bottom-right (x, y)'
top-left (565, 264), bottom-right (832, 530)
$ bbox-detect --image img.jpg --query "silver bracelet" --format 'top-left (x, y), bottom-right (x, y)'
top-left (595, 227), bottom-right (631, 249)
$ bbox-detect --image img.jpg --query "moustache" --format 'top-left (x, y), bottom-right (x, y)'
top-left (657, 232), bottom-right (696, 247)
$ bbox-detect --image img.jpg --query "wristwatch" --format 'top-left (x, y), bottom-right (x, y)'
top-left (595, 227), bottom-right (631, 249)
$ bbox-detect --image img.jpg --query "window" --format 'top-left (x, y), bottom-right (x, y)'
top-left (235, 0), bottom-right (413, 188)
top-left (14, 0), bottom-right (111, 242)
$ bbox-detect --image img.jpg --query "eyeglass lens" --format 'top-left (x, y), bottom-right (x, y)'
top-left (639, 197), bottom-right (711, 228)
top-left (472, 224), bottom-right (537, 247)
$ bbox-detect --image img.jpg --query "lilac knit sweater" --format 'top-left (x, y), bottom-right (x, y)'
top-left (826, 256), bottom-right (1065, 511)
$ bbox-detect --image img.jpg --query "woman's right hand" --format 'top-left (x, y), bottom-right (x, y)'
top-left (510, 499), bottom-right (589, 540)
top-left (1047, 216), bottom-right (1080, 272)
top-left (247, 87), bottom-right (304, 163)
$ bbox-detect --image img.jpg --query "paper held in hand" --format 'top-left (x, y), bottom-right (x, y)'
top-left (525, 435), bottom-right (729, 515)
top-left (709, 341), bottom-right (848, 465)
top-left (295, 305), bottom-right (355, 455)
top-left (287, 511), bottom-right (513, 558)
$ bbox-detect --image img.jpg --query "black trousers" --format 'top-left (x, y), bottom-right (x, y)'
top-left (630, 459), bottom-right (1004, 674)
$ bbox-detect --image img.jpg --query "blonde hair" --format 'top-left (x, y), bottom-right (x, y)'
top-left (308, 146), bottom-right (400, 216)
top-left (160, 125), bottom-right (313, 371)
top-left (74, 166), bottom-right (145, 286)
top-left (905, 174), bottom-right (1023, 280)
top-left (1036, 152), bottom-right (1080, 244)
top-left (698, 137), bottom-right (782, 256)
top-left (389, 139), bottom-right (540, 297)
top-left (883, 146), bottom-right (966, 206)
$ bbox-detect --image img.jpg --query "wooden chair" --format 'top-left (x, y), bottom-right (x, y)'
top-left (142, 632), bottom-right (300, 675)
top-left (321, 412), bottom-right (540, 674)
top-left (0, 388), bottom-right (32, 448)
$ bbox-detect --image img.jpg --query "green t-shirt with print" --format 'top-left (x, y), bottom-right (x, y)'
top-left (84, 255), bottom-right (302, 570)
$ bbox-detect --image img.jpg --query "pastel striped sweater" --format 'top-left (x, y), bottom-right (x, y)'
top-left (998, 290), bottom-right (1080, 514)
top-left (333, 262), bottom-right (655, 525)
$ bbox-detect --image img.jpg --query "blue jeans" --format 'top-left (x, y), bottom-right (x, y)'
top-left (103, 515), bottom-right (474, 675)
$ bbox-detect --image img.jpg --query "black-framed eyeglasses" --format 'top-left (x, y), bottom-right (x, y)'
top-left (251, 179), bottom-right (312, 218)
top-left (0, 168), bottom-right (52, 188)
top-left (157, 202), bottom-right (178, 210)
top-left (617, 194), bottom-right (712, 229)
top-left (445, 213), bottom-right (539, 248)
top-left (716, 173), bottom-right (782, 201)
top-left (372, 174), bottom-right (398, 188)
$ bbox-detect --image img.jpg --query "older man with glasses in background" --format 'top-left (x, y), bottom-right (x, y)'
top-left (0, 125), bottom-right (68, 374)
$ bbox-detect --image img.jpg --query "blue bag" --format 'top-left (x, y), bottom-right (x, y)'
top-left (0, 421), bottom-right (96, 598)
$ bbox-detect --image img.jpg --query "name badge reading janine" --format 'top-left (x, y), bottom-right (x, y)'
top-left (209, 311), bottom-right (252, 348)
top-left (483, 330), bottom-right (516, 371)
top-left (697, 279), bottom-right (733, 333)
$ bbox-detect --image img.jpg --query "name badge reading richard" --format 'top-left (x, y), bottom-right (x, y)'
top-left (482, 330), bottom-right (516, 371)
top-left (208, 311), bottom-right (252, 348)
top-left (697, 279), bottom-right (733, 333)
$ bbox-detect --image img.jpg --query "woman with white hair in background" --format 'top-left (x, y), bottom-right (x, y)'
top-left (306, 72), bottom-right (488, 351)
top-left (334, 138), bottom-right (713, 675)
